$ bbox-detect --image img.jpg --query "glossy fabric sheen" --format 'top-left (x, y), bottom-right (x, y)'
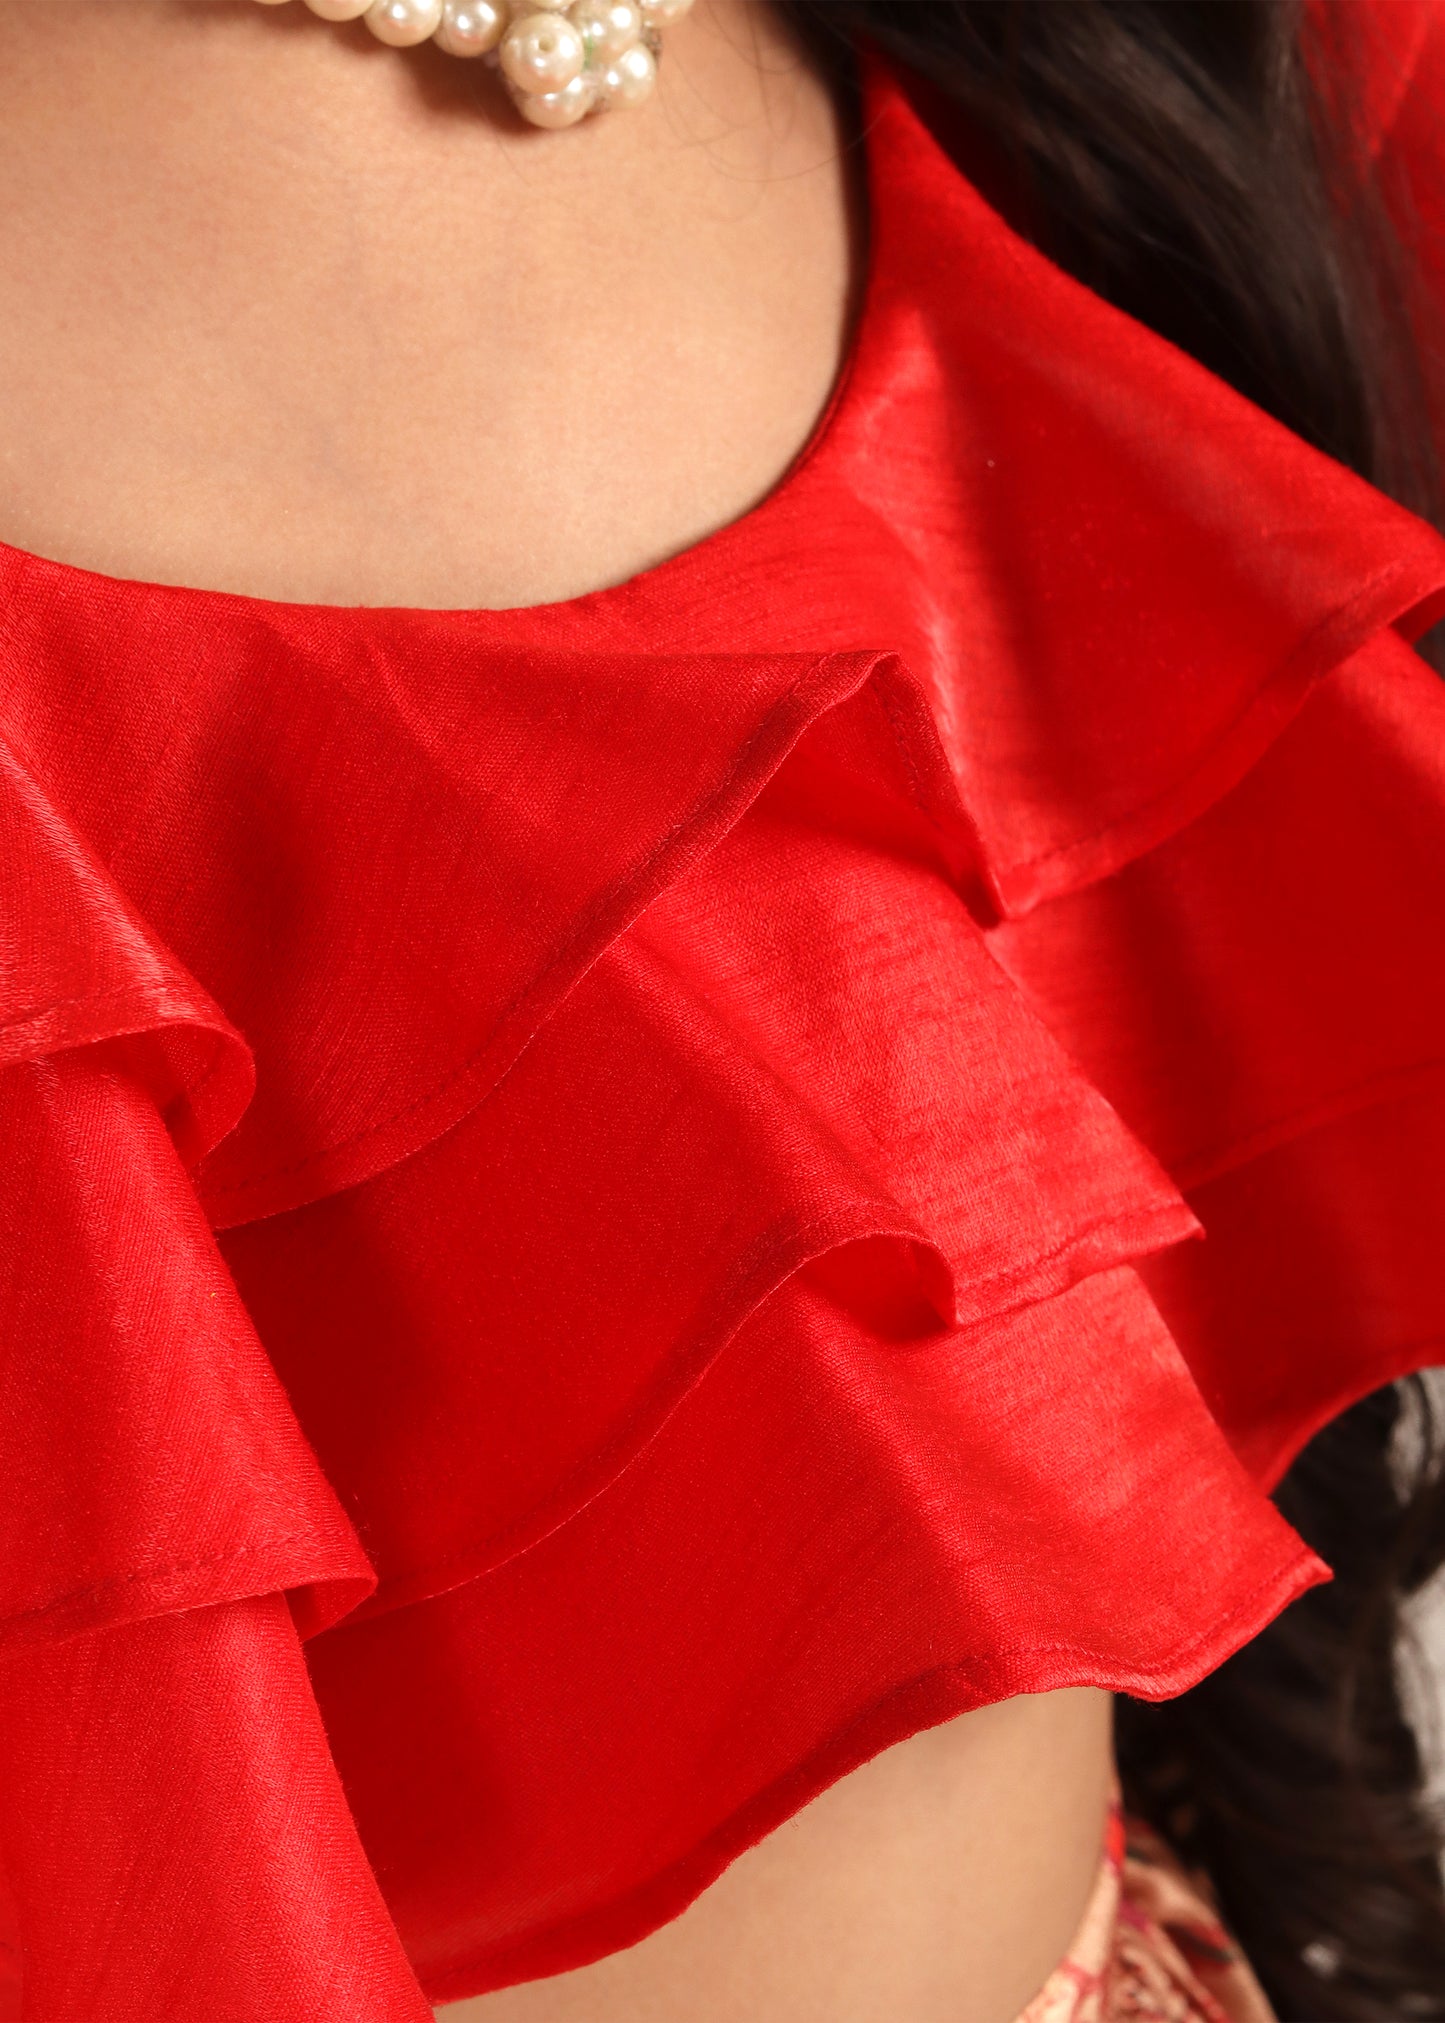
top-left (3, 6), bottom-right (1445, 2017)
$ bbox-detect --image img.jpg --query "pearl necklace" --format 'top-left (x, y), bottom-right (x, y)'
top-left (251, 0), bottom-right (693, 127)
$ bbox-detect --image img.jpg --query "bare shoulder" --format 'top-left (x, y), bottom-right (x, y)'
top-left (0, 0), bottom-right (863, 609)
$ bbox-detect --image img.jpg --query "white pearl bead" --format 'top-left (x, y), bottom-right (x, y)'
top-left (501, 11), bottom-right (585, 94)
top-left (597, 36), bottom-right (654, 106)
top-left (365, 0), bottom-right (444, 43)
top-left (569, 0), bottom-right (641, 66)
top-left (260, 0), bottom-right (670, 122)
top-left (433, 0), bottom-right (506, 55)
top-left (513, 71), bottom-right (595, 124)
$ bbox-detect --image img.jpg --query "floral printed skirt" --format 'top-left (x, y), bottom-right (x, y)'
top-left (1015, 1779), bottom-right (1279, 2023)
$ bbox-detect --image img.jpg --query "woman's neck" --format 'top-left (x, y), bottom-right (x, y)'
top-left (0, 0), bottom-right (862, 606)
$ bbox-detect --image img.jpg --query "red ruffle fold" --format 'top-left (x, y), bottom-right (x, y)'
top-left (0, 1049), bottom-right (371, 1648)
top-left (0, 758), bottom-right (413, 2017)
top-left (0, 1597), bottom-right (431, 2023)
top-left (217, 722), bottom-right (1206, 1620)
top-left (4, 12), bottom-right (1445, 2019)
top-left (308, 1263), bottom-right (1316, 2002)
top-left (989, 627), bottom-right (1445, 1487)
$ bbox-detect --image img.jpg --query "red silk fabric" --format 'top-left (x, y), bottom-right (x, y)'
top-left (5, 8), bottom-right (1445, 2017)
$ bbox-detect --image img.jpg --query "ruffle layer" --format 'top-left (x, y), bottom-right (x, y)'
top-left (0, 731), bottom-right (252, 1165)
top-left (989, 626), bottom-right (1445, 1487)
top-left (828, 41), bottom-right (1445, 920)
top-left (308, 1262), bottom-right (1313, 2001)
top-left (217, 728), bottom-right (1207, 1620)
top-left (0, 1598), bottom-right (432, 2023)
top-left (0, 738), bottom-right (425, 2018)
top-left (3, 13), bottom-right (1445, 2019)
top-left (0, 1047), bottom-right (368, 1648)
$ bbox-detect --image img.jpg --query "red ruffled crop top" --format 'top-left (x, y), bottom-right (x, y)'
top-left (5, 5), bottom-right (1445, 2017)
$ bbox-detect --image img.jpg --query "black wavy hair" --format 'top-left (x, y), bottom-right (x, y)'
top-left (777, 5), bottom-right (1445, 2017)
